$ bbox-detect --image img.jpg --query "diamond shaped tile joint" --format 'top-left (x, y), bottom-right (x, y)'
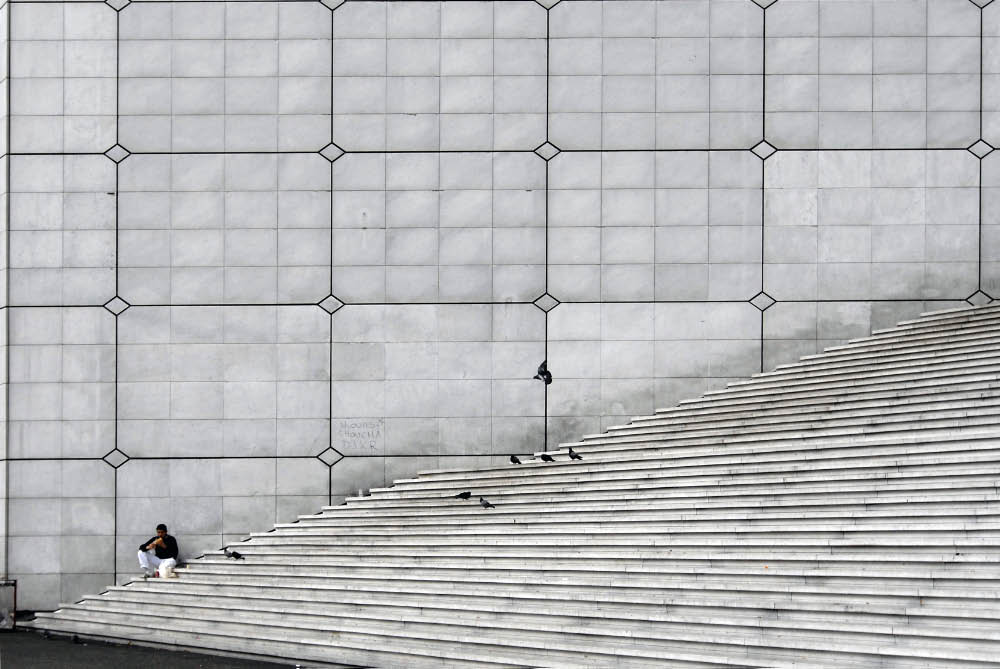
top-left (102, 449), bottom-right (130, 469)
top-left (968, 139), bottom-right (995, 159)
top-left (105, 0), bottom-right (131, 11)
top-left (317, 447), bottom-right (343, 467)
top-left (967, 290), bottom-right (993, 306)
top-left (319, 143), bottom-right (346, 163)
top-left (535, 0), bottom-right (562, 8)
top-left (751, 0), bottom-right (779, 8)
top-left (320, 0), bottom-right (347, 10)
top-left (103, 295), bottom-right (131, 316)
top-left (318, 294), bottom-right (345, 315)
top-left (534, 142), bottom-right (561, 162)
top-left (751, 140), bottom-right (777, 161)
top-left (104, 144), bottom-right (131, 163)
top-left (970, 0), bottom-right (994, 8)
top-left (533, 293), bottom-right (561, 313)
top-left (749, 291), bottom-right (776, 311)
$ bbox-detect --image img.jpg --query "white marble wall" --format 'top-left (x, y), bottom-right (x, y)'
top-left (4, 0), bottom-right (999, 609)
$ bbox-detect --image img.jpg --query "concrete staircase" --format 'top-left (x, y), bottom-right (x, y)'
top-left (23, 304), bottom-right (1000, 667)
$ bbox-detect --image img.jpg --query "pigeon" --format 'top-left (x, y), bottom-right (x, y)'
top-left (479, 497), bottom-right (495, 509)
top-left (540, 453), bottom-right (555, 462)
top-left (533, 360), bottom-right (553, 385)
top-left (568, 447), bottom-right (583, 460)
top-left (224, 549), bottom-right (245, 561)
top-left (453, 491), bottom-right (472, 500)
top-left (510, 455), bottom-right (522, 465)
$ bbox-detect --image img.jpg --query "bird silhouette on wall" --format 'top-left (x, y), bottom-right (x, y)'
top-left (540, 453), bottom-right (555, 462)
top-left (533, 360), bottom-right (553, 385)
top-left (510, 455), bottom-right (522, 465)
top-left (479, 497), bottom-right (495, 509)
top-left (224, 549), bottom-right (245, 561)
top-left (568, 448), bottom-right (583, 460)
top-left (453, 491), bottom-right (472, 500)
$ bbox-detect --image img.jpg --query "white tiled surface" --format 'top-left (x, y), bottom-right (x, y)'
top-left (4, 0), bottom-right (999, 609)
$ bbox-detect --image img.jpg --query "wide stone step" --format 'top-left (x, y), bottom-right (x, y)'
top-left (619, 389), bottom-right (1000, 435)
top-left (377, 441), bottom-right (1000, 495)
top-left (150, 571), bottom-right (1000, 616)
top-left (211, 546), bottom-right (1000, 570)
top-left (777, 329), bottom-right (1000, 370)
top-left (80, 589), bottom-right (1000, 657)
top-left (560, 420), bottom-right (1000, 454)
top-left (339, 475), bottom-right (1000, 511)
top-left (281, 507), bottom-right (1000, 534)
top-left (645, 380), bottom-right (1000, 420)
top-left (106, 579), bottom-right (1000, 633)
top-left (698, 362), bottom-right (1000, 401)
top-left (664, 376), bottom-right (1000, 417)
top-left (361, 466), bottom-right (1000, 509)
top-left (47, 599), bottom-right (1000, 668)
top-left (317, 489), bottom-right (1000, 521)
top-left (606, 397), bottom-right (1000, 440)
top-left (709, 356), bottom-right (1000, 401)
top-left (189, 555), bottom-right (1000, 584)
top-left (297, 502), bottom-right (1000, 528)
top-left (413, 431), bottom-right (1000, 485)
top-left (20, 614), bottom-right (552, 669)
top-left (113, 577), bottom-right (1000, 619)
top-left (737, 340), bottom-right (1000, 386)
top-left (28, 605), bottom-right (809, 669)
top-left (98, 585), bottom-right (1000, 637)
top-left (410, 433), bottom-right (1000, 490)
top-left (166, 565), bottom-right (1000, 603)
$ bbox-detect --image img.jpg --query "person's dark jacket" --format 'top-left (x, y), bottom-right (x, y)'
top-left (138, 535), bottom-right (179, 560)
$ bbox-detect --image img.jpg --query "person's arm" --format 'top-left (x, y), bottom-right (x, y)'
top-left (164, 536), bottom-right (179, 560)
top-left (139, 537), bottom-right (156, 551)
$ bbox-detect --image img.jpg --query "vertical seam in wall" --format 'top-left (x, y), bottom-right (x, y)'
top-left (980, 6), bottom-right (986, 295)
top-left (330, 5), bottom-right (334, 149)
top-left (112, 317), bottom-right (118, 584)
top-left (542, 4), bottom-right (550, 453)
top-left (545, 7), bottom-right (549, 141)
top-left (3, 0), bottom-right (10, 580)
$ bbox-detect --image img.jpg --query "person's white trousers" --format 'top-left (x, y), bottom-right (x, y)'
top-left (138, 550), bottom-right (177, 577)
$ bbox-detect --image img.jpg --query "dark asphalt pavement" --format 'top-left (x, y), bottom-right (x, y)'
top-left (0, 630), bottom-right (293, 668)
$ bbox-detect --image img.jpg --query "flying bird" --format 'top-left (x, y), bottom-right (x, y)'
top-left (540, 453), bottom-right (555, 462)
top-left (510, 455), bottom-right (522, 465)
top-left (453, 491), bottom-right (472, 500)
top-left (533, 360), bottom-right (553, 385)
top-left (224, 549), bottom-right (245, 561)
top-left (479, 497), bottom-right (495, 509)
top-left (568, 448), bottom-right (583, 460)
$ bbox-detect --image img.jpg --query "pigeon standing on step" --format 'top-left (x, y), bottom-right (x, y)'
top-left (224, 549), bottom-right (245, 561)
top-left (533, 360), bottom-right (553, 385)
top-left (510, 455), bottom-right (522, 465)
top-left (568, 448), bottom-right (583, 460)
top-left (480, 497), bottom-right (496, 509)
top-left (453, 491), bottom-right (472, 500)
top-left (540, 452), bottom-right (555, 462)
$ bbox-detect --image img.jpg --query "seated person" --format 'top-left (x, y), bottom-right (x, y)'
top-left (137, 523), bottom-right (179, 578)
